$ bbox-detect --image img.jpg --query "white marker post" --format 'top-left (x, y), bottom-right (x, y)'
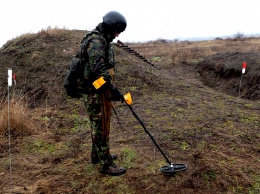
top-left (8, 68), bottom-right (12, 87)
top-left (7, 68), bottom-right (13, 187)
top-left (239, 61), bottom-right (247, 96)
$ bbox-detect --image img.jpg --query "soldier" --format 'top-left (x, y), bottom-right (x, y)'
top-left (80, 11), bottom-right (127, 176)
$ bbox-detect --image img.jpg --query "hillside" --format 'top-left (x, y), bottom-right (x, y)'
top-left (0, 29), bottom-right (259, 194)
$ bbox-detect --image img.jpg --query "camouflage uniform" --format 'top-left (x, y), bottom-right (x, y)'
top-left (81, 23), bottom-right (116, 165)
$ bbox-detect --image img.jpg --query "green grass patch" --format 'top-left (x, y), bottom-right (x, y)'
top-left (24, 139), bottom-right (56, 154)
top-left (121, 146), bottom-right (137, 168)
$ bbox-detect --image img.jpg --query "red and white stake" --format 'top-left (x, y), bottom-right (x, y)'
top-left (242, 61), bottom-right (247, 74)
top-left (239, 61), bottom-right (247, 96)
top-left (7, 68), bottom-right (13, 187)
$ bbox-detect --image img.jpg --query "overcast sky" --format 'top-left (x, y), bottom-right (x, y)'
top-left (1, 0), bottom-right (260, 47)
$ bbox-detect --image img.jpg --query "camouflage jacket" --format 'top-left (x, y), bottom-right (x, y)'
top-left (80, 24), bottom-right (115, 89)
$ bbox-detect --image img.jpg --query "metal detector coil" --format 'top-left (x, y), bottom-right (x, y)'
top-left (160, 163), bottom-right (188, 174)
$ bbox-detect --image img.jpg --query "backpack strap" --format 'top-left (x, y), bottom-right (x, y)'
top-left (79, 30), bottom-right (108, 62)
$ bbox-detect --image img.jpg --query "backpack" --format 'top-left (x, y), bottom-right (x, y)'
top-left (63, 52), bottom-right (85, 98)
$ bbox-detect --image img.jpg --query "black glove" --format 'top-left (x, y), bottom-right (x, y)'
top-left (110, 87), bottom-right (124, 102)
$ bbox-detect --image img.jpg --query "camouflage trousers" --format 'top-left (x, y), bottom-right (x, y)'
top-left (83, 91), bottom-right (112, 165)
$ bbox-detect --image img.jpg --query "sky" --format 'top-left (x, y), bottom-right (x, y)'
top-left (1, 0), bottom-right (260, 47)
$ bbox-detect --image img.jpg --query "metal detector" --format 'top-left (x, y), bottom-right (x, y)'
top-left (91, 77), bottom-right (187, 173)
top-left (123, 93), bottom-right (188, 174)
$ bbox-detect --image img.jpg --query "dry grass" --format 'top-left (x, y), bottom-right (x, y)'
top-left (0, 91), bottom-right (38, 137)
top-left (130, 37), bottom-right (260, 66)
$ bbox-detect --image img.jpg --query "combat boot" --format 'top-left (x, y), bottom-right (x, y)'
top-left (100, 162), bottom-right (126, 176)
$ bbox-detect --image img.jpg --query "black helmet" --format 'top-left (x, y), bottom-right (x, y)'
top-left (103, 11), bottom-right (127, 34)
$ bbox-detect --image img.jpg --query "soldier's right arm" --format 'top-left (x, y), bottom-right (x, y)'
top-left (83, 36), bottom-right (113, 85)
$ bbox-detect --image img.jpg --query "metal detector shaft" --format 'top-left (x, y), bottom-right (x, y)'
top-left (126, 103), bottom-right (171, 164)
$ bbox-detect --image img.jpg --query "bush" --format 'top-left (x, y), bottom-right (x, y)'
top-left (234, 32), bottom-right (245, 39)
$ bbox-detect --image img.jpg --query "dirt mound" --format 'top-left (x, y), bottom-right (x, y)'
top-left (0, 29), bottom-right (167, 108)
top-left (196, 52), bottom-right (260, 100)
top-left (0, 29), bottom-right (85, 108)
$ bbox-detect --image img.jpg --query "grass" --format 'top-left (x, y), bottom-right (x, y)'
top-left (24, 139), bottom-right (56, 154)
top-left (249, 175), bottom-right (260, 194)
top-left (130, 37), bottom-right (260, 66)
top-left (0, 91), bottom-right (37, 136)
top-left (121, 146), bottom-right (137, 168)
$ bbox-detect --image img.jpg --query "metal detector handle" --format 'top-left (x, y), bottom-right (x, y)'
top-left (123, 93), bottom-right (132, 105)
